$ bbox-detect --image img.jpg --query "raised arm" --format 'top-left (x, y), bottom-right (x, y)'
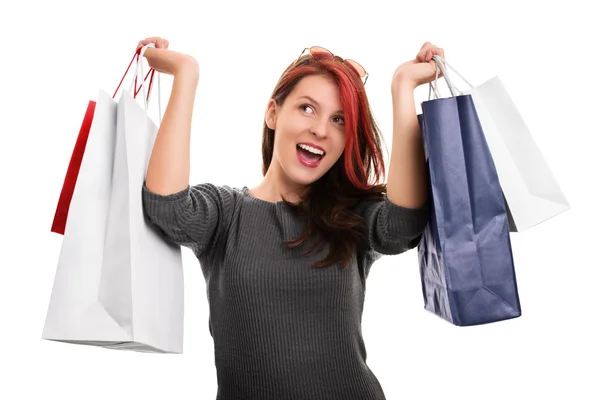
top-left (355, 42), bottom-right (450, 256)
top-left (139, 38), bottom-right (200, 195)
top-left (136, 38), bottom-right (232, 257)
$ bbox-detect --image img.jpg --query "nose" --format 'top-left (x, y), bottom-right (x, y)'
top-left (310, 117), bottom-right (329, 139)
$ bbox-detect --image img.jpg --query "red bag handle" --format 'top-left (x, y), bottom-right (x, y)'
top-left (113, 52), bottom-right (155, 100)
top-left (51, 51), bottom-right (156, 235)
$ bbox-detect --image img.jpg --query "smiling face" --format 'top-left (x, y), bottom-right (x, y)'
top-left (264, 74), bottom-right (347, 191)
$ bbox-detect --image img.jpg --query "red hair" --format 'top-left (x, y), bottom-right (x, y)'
top-left (263, 53), bottom-right (386, 189)
top-left (261, 52), bottom-right (388, 269)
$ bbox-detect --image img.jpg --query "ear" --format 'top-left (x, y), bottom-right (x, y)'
top-left (265, 99), bottom-right (278, 130)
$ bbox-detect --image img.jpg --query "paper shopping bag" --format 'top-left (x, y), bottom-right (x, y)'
top-left (50, 53), bottom-right (154, 235)
top-left (42, 89), bottom-right (129, 345)
top-left (43, 45), bottom-right (183, 353)
top-left (465, 77), bottom-right (570, 231)
top-left (430, 55), bottom-right (569, 232)
top-left (98, 79), bottom-right (184, 354)
top-left (417, 77), bottom-right (522, 326)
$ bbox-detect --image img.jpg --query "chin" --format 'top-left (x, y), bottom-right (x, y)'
top-left (288, 172), bottom-right (320, 186)
top-left (293, 166), bottom-right (331, 186)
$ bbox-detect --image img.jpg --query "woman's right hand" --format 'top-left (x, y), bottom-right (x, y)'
top-left (135, 37), bottom-right (198, 78)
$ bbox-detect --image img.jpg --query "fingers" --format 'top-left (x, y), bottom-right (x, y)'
top-left (155, 38), bottom-right (169, 49)
top-left (135, 37), bottom-right (170, 53)
top-left (437, 47), bottom-right (445, 60)
top-left (417, 42), bottom-right (445, 63)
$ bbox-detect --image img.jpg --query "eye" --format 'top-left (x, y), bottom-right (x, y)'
top-left (300, 104), bottom-right (314, 114)
top-left (332, 115), bottom-right (345, 125)
top-left (300, 103), bottom-right (344, 125)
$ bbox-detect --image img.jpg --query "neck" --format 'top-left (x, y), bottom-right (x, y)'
top-left (252, 160), bottom-right (307, 203)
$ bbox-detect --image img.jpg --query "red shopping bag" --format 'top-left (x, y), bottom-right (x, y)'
top-left (51, 52), bottom-right (156, 234)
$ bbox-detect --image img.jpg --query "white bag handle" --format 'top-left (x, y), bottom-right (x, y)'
top-left (428, 60), bottom-right (455, 99)
top-left (428, 55), bottom-right (475, 101)
top-left (128, 44), bottom-right (163, 123)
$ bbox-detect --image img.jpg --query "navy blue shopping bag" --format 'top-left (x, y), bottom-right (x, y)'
top-left (416, 92), bottom-right (521, 326)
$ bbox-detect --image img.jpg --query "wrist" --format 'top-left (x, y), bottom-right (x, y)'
top-left (174, 56), bottom-right (200, 82)
top-left (391, 78), bottom-right (416, 102)
top-left (391, 75), bottom-right (417, 96)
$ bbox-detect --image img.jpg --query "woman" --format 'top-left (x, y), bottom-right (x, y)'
top-left (140, 37), bottom-right (442, 399)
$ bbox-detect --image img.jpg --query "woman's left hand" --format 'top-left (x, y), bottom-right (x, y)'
top-left (392, 41), bottom-right (445, 91)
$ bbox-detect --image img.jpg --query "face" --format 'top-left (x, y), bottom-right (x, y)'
top-left (265, 75), bottom-right (347, 189)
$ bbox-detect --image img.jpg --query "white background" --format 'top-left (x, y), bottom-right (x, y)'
top-left (1, 0), bottom-right (598, 399)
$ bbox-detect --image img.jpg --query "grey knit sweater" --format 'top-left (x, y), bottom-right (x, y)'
top-left (141, 182), bottom-right (429, 400)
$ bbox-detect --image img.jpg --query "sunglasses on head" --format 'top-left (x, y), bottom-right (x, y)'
top-left (296, 46), bottom-right (369, 85)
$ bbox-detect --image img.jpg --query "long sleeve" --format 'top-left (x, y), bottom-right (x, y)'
top-left (141, 182), bottom-right (235, 257)
top-left (357, 194), bottom-right (430, 256)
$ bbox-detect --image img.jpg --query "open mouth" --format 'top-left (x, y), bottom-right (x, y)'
top-left (296, 144), bottom-right (325, 167)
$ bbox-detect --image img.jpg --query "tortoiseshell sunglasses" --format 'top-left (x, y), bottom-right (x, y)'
top-left (296, 46), bottom-right (369, 84)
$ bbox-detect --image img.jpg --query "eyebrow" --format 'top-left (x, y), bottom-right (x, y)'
top-left (297, 95), bottom-right (344, 115)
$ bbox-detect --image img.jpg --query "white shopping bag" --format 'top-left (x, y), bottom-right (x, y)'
top-left (428, 55), bottom-right (570, 231)
top-left (99, 51), bottom-right (184, 354)
top-left (42, 45), bottom-right (184, 353)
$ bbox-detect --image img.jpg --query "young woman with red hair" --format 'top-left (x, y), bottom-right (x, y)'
top-left (139, 37), bottom-right (444, 399)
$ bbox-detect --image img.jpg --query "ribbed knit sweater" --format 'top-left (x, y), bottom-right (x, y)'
top-left (141, 182), bottom-right (429, 400)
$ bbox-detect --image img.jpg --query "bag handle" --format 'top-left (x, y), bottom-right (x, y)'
top-left (128, 44), bottom-right (163, 123)
top-left (428, 60), bottom-right (456, 99)
top-left (112, 53), bottom-right (153, 100)
top-left (428, 55), bottom-right (475, 100)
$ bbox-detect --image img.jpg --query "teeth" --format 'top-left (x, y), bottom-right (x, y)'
top-left (298, 144), bottom-right (324, 156)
